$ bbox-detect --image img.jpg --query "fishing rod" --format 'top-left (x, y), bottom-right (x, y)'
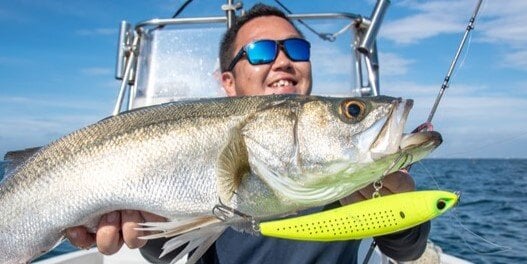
top-left (423, 0), bottom-right (484, 128)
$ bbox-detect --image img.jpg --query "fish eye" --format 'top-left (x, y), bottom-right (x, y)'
top-left (340, 99), bottom-right (366, 122)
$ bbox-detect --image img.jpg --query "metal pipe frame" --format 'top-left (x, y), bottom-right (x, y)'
top-left (113, 3), bottom-right (385, 114)
top-left (134, 12), bottom-right (364, 31)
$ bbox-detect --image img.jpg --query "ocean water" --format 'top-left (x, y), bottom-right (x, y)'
top-left (1, 159), bottom-right (525, 263)
top-left (412, 159), bottom-right (527, 264)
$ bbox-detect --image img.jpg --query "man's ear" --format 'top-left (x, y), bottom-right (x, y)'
top-left (221, 71), bottom-right (237, 96)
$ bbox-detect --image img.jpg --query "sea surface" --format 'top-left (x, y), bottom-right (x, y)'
top-left (1, 159), bottom-right (526, 263)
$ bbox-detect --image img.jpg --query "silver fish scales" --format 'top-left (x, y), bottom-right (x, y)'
top-left (0, 94), bottom-right (441, 263)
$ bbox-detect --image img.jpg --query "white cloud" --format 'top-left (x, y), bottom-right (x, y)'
top-left (312, 51), bottom-right (352, 76)
top-left (379, 78), bottom-right (527, 158)
top-left (377, 0), bottom-right (527, 158)
top-left (0, 56), bottom-right (32, 66)
top-left (381, 0), bottom-right (470, 44)
top-left (0, 95), bottom-right (111, 156)
top-left (479, 16), bottom-right (527, 46)
top-left (381, 81), bottom-right (438, 99)
top-left (0, 6), bottom-right (31, 23)
top-left (382, 1), bottom-right (527, 46)
top-left (381, 14), bottom-right (461, 44)
top-left (379, 52), bottom-right (414, 76)
top-left (477, 1), bottom-right (527, 20)
top-left (438, 96), bottom-right (527, 126)
top-left (0, 114), bottom-right (101, 156)
top-left (0, 96), bottom-right (110, 112)
top-left (381, 80), bottom-right (482, 99)
top-left (102, 80), bottom-right (121, 89)
top-left (76, 28), bottom-right (117, 36)
top-left (476, 2), bottom-right (527, 71)
top-left (80, 67), bottom-right (113, 76)
top-left (383, 1), bottom-right (527, 71)
top-left (503, 50), bottom-right (527, 71)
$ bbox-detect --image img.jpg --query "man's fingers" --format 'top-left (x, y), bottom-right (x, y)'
top-left (381, 170), bottom-right (415, 194)
top-left (121, 211), bottom-right (166, 249)
top-left (66, 211), bottom-right (165, 254)
top-left (121, 210), bottom-right (147, 249)
top-left (141, 211), bottom-right (167, 222)
top-left (340, 191), bottom-right (365, 205)
top-left (65, 226), bottom-right (95, 249)
top-left (340, 170), bottom-right (417, 205)
top-left (96, 211), bottom-right (124, 255)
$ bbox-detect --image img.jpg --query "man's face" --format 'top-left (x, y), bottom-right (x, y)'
top-left (222, 16), bottom-right (312, 96)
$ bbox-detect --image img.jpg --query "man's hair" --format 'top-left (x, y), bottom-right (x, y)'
top-left (219, 3), bottom-right (303, 72)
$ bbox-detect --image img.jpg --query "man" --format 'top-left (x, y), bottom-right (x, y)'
top-left (67, 4), bottom-right (429, 263)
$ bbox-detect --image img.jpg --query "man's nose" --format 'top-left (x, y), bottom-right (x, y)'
top-left (271, 48), bottom-right (293, 71)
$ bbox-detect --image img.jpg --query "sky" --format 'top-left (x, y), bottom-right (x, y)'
top-left (1, 0), bottom-right (526, 158)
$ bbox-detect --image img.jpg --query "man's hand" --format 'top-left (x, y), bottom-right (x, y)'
top-left (65, 211), bottom-right (166, 255)
top-left (340, 169), bottom-right (415, 205)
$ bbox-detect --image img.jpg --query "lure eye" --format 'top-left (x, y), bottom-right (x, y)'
top-left (437, 199), bottom-right (447, 210)
top-left (340, 99), bottom-right (366, 122)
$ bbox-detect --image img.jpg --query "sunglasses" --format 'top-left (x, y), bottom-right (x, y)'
top-left (227, 38), bottom-right (311, 71)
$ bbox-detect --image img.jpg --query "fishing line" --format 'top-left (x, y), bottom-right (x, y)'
top-left (415, 161), bottom-right (443, 191)
top-left (447, 33), bottom-right (473, 88)
top-left (416, 162), bottom-right (512, 254)
top-left (447, 209), bottom-right (512, 255)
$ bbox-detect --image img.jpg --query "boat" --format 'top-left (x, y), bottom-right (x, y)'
top-left (34, 238), bottom-right (471, 264)
top-left (29, 0), bottom-right (472, 263)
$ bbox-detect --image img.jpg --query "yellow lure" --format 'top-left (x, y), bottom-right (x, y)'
top-left (259, 190), bottom-right (458, 241)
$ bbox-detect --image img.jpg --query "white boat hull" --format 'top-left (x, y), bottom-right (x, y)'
top-left (35, 239), bottom-right (471, 264)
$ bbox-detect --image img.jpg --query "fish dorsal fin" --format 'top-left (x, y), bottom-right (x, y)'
top-left (217, 128), bottom-right (250, 203)
top-left (3, 146), bottom-right (42, 175)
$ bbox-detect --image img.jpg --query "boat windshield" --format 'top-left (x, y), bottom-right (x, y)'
top-left (129, 17), bottom-right (360, 109)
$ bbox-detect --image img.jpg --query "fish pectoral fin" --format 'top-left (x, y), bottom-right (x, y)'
top-left (217, 129), bottom-right (250, 203)
top-left (137, 216), bottom-right (225, 264)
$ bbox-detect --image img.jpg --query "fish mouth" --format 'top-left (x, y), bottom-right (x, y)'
top-left (400, 131), bottom-right (442, 151)
top-left (369, 98), bottom-right (442, 161)
top-left (369, 98), bottom-right (413, 158)
top-left (399, 130), bottom-right (442, 160)
top-left (374, 131), bottom-right (442, 173)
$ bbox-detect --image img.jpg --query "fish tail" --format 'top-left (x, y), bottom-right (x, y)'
top-left (137, 215), bottom-right (226, 264)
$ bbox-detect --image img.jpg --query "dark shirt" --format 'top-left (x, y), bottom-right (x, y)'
top-left (140, 220), bottom-right (430, 264)
top-left (201, 228), bottom-right (362, 264)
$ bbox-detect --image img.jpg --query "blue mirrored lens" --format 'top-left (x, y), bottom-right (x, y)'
top-left (246, 40), bottom-right (277, 65)
top-left (283, 38), bottom-right (310, 61)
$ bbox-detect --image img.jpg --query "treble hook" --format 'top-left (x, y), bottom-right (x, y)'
top-left (212, 198), bottom-right (253, 221)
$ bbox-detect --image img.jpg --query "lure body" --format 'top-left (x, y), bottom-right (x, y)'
top-left (259, 190), bottom-right (458, 241)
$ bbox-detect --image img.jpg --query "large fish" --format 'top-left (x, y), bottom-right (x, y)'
top-left (0, 95), bottom-right (441, 263)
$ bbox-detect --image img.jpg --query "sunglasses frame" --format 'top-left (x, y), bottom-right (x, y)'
top-left (226, 38), bottom-right (311, 72)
